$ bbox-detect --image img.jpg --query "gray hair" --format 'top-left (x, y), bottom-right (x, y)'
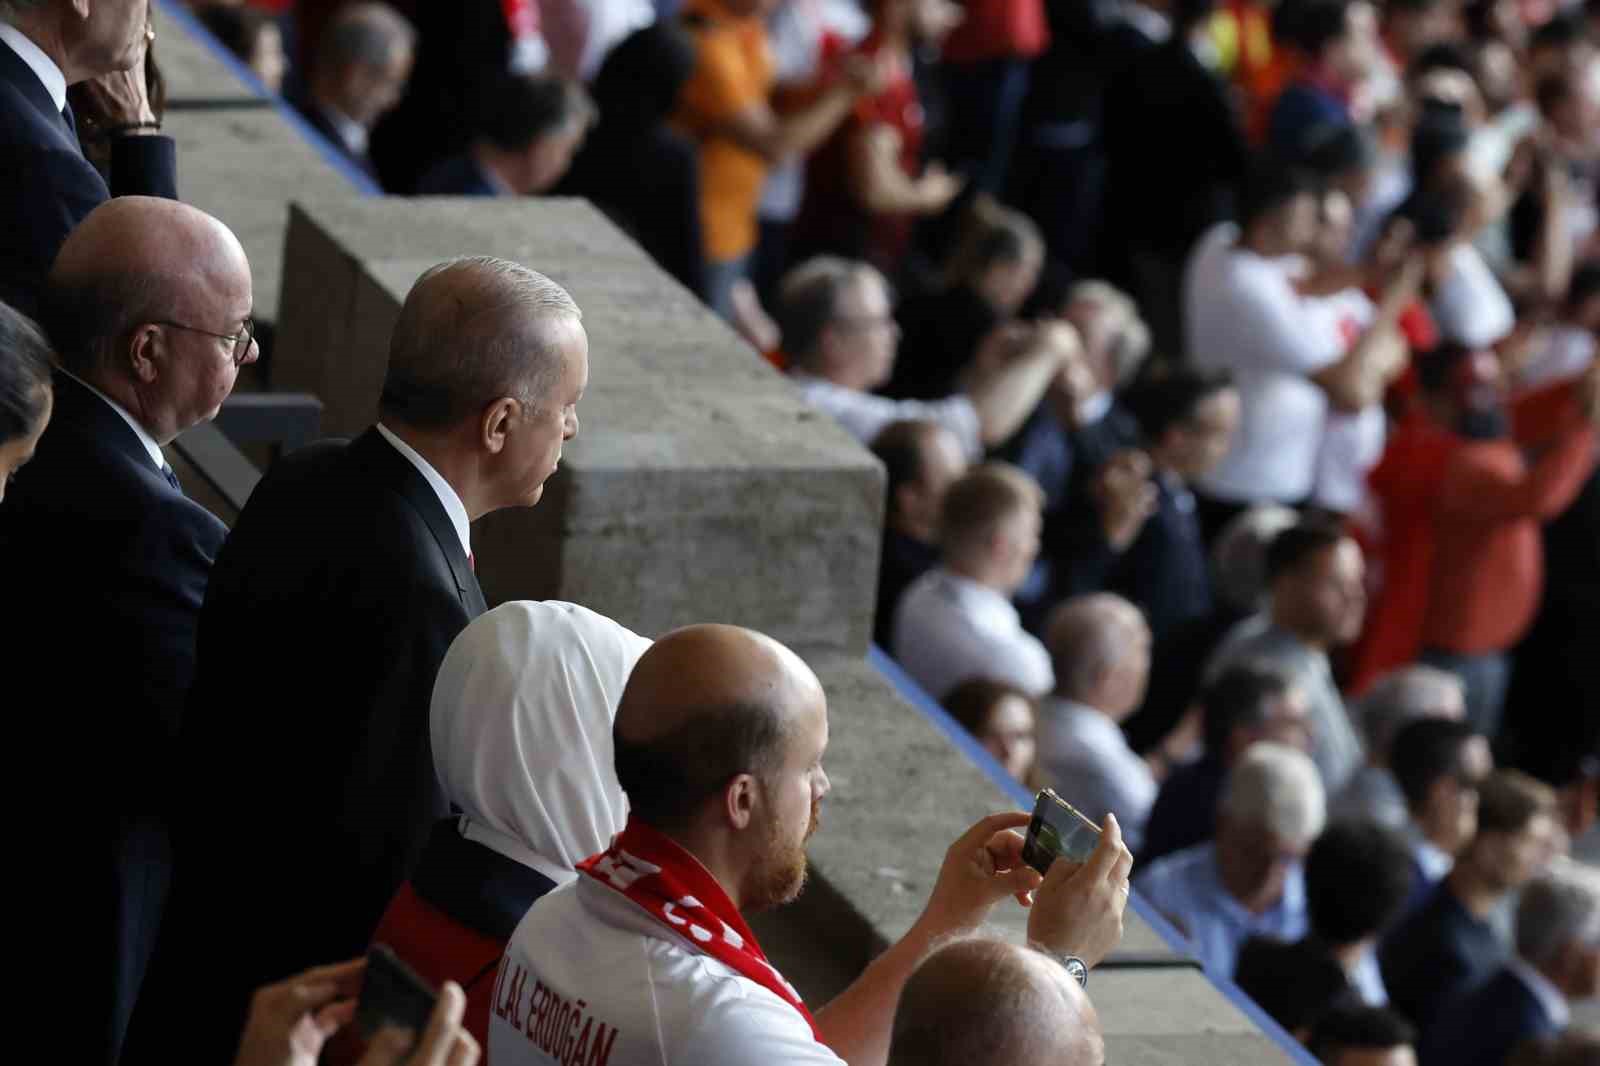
top-left (1067, 280), bottom-right (1152, 386)
top-left (38, 260), bottom-right (167, 376)
top-left (316, 1), bottom-right (415, 73)
top-left (1212, 505), bottom-right (1300, 612)
top-left (1359, 666), bottom-right (1466, 760)
top-left (1046, 593), bottom-right (1144, 702)
top-left (380, 256), bottom-right (581, 430)
top-left (1221, 742), bottom-right (1327, 844)
top-left (774, 256), bottom-right (883, 367)
top-left (1516, 861), bottom-right (1600, 969)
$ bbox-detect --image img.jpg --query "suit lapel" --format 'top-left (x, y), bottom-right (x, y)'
top-left (352, 428), bottom-right (486, 614)
top-left (0, 37), bottom-right (79, 153)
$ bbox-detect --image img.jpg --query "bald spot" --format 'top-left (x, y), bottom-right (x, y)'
top-left (51, 196), bottom-right (249, 326)
top-left (888, 938), bottom-right (1103, 1066)
top-left (616, 624), bottom-right (824, 745)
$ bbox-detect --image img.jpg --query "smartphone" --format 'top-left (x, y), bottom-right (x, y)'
top-left (355, 944), bottom-right (438, 1038)
top-left (1021, 788), bottom-right (1103, 876)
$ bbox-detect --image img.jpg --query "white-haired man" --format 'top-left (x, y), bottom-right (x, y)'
top-left (1421, 860), bottom-right (1600, 1066)
top-left (1035, 594), bottom-right (1157, 853)
top-left (1135, 742), bottom-right (1327, 978)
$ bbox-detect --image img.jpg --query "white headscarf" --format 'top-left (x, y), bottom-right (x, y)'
top-left (430, 601), bottom-right (651, 887)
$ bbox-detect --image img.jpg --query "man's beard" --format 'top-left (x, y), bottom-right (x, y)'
top-left (744, 796), bottom-right (821, 912)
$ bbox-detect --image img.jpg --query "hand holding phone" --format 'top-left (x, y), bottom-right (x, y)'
top-left (1021, 789), bottom-right (1103, 876)
top-left (356, 945), bottom-right (438, 1041)
top-left (1025, 804), bottom-right (1133, 969)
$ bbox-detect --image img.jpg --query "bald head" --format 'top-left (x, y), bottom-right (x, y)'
top-left (381, 256), bottom-right (582, 431)
top-left (1046, 594), bottom-right (1152, 716)
top-left (889, 938), bottom-right (1103, 1066)
top-left (614, 625), bottom-right (826, 830)
top-left (42, 197), bottom-right (253, 440)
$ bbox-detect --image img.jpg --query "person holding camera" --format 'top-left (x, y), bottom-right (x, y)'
top-left (489, 623), bottom-right (1131, 1066)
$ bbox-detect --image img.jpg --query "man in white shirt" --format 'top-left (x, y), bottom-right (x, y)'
top-left (893, 462), bottom-right (1054, 700)
top-left (1035, 594), bottom-right (1158, 853)
top-left (492, 624), bottom-right (1134, 1066)
top-left (1186, 159), bottom-right (1416, 518)
top-left (777, 256), bottom-right (1080, 460)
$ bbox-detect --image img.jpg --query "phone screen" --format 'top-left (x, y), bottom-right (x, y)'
top-left (1021, 789), bottom-right (1103, 876)
top-left (355, 944), bottom-right (438, 1038)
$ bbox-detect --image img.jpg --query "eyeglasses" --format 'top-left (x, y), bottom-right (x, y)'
top-left (155, 316), bottom-right (256, 367)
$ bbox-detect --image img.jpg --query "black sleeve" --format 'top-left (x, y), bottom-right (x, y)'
top-left (0, 144), bottom-right (109, 314)
top-left (108, 132), bottom-right (177, 199)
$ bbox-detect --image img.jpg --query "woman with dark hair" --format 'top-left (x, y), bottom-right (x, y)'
top-left (943, 677), bottom-right (1039, 783)
top-left (0, 299), bottom-right (54, 499)
top-left (558, 22), bottom-right (708, 299)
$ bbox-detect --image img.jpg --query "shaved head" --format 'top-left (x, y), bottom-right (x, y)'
top-left (614, 624), bottom-right (824, 830)
top-left (41, 196), bottom-right (254, 442)
top-left (889, 938), bottom-right (1104, 1066)
top-left (382, 256), bottom-right (582, 430)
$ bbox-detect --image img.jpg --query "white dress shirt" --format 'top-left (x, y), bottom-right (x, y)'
top-left (61, 370), bottom-right (165, 470)
top-left (1306, 288), bottom-right (1384, 514)
top-left (791, 373), bottom-right (983, 460)
top-left (891, 568), bottom-right (1054, 701)
top-left (1186, 223), bottom-right (1348, 504)
top-left (376, 424), bottom-right (471, 557)
top-left (0, 23), bottom-right (66, 111)
top-left (1432, 243), bottom-right (1515, 348)
top-left (1036, 698), bottom-right (1157, 853)
top-left (319, 103), bottom-right (368, 158)
top-left (491, 878), bottom-right (844, 1066)
top-left (1349, 947), bottom-right (1389, 1006)
top-left (1409, 826), bottom-right (1455, 884)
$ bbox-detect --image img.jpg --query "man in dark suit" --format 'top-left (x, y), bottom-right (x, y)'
top-left (0, 196), bottom-right (257, 1065)
top-left (288, 1), bottom-right (413, 181)
top-left (1382, 770), bottom-right (1562, 1034)
top-left (1420, 863), bottom-right (1599, 1066)
top-left (1, 0), bottom-right (178, 316)
top-left (155, 255), bottom-right (588, 1061)
top-left (416, 72), bottom-right (592, 197)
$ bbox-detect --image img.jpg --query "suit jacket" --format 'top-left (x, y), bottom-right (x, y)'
top-left (416, 152), bottom-right (501, 196)
top-left (290, 92), bottom-right (379, 181)
top-left (0, 370), bottom-right (226, 1064)
top-left (0, 36), bottom-right (177, 316)
top-left (1380, 881), bottom-right (1505, 1033)
top-left (1419, 967), bottom-right (1562, 1066)
top-left (163, 427), bottom-right (487, 1060)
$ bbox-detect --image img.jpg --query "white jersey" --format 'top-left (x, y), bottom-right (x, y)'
top-left (489, 878), bottom-right (844, 1066)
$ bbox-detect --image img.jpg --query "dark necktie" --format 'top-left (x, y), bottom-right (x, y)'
top-left (161, 463), bottom-right (183, 494)
top-left (61, 100), bottom-right (76, 141)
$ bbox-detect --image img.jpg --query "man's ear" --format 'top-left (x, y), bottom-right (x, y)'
top-left (724, 773), bottom-right (758, 831)
top-left (127, 325), bottom-right (162, 385)
top-left (480, 397), bottom-right (519, 454)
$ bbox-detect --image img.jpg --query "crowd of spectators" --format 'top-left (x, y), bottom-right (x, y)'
top-left (2, 0), bottom-right (1598, 1063)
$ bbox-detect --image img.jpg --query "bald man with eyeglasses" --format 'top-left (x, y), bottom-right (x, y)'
top-left (0, 195), bottom-right (255, 1065)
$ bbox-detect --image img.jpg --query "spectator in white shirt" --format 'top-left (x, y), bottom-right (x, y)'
top-left (1186, 158), bottom-right (1418, 523)
top-left (778, 256), bottom-right (1080, 460)
top-left (893, 463), bottom-right (1053, 701)
top-left (1333, 665), bottom-right (1467, 830)
top-left (491, 624), bottom-right (1133, 1066)
top-left (886, 936), bottom-right (1106, 1066)
top-left (1035, 594), bottom-right (1158, 853)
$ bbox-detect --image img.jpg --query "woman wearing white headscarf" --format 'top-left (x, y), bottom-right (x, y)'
top-left (364, 600), bottom-right (651, 1048)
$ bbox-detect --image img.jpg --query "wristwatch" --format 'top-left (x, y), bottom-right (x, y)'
top-left (1051, 952), bottom-right (1089, 988)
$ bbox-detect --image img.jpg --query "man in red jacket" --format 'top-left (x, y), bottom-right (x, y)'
top-left (1416, 344), bottom-right (1598, 740)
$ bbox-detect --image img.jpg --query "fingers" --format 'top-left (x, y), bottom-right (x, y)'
top-left (959, 810), bottom-right (1031, 849)
top-left (984, 826), bottom-right (1029, 867)
top-left (446, 1031), bottom-right (482, 1066)
top-left (1080, 813), bottom-right (1126, 884)
top-left (411, 982), bottom-right (469, 1066)
top-left (356, 1025), bottom-right (416, 1066)
top-left (311, 998), bottom-right (359, 1040)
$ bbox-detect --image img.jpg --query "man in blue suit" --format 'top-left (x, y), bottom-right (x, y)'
top-left (1421, 862), bottom-right (1600, 1066)
top-left (416, 71), bottom-right (593, 198)
top-left (0, 0), bottom-right (177, 316)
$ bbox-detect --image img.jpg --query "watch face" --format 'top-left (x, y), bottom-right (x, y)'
top-left (1064, 957), bottom-right (1087, 987)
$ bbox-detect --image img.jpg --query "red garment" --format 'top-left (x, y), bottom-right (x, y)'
top-left (940, 0), bottom-right (1048, 64)
top-left (1421, 391), bottom-right (1597, 656)
top-left (1348, 408), bottom-right (1461, 694)
top-left (796, 34), bottom-right (924, 269)
top-left (369, 884), bottom-right (504, 1049)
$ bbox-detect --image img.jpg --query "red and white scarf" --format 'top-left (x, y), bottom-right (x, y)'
top-left (577, 817), bottom-right (825, 1043)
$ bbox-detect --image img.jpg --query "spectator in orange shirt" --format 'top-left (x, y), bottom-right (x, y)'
top-left (1415, 343), bottom-right (1599, 739)
top-left (675, 0), bottom-right (879, 318)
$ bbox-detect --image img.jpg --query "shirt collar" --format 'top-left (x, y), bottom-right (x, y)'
top-left (933, 568), bottom-right (1021, 630)
top-left (1077, 390), bottom-right (1113, 426)
top-left (1048, 698), bottom-right (1122, 742)
top-left (320, 103), bottom-right (368, 157)
top-left (61, 369), bottom-right (165, 470)
top-left (1506, 956), bottom-right (1571, 1028)
top-left (1409, 829), bottom-right (1455, 881)
top-left (0, 24), bottom-right (67, 113)
top-left (376, 423), bottom-right (472, 556)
